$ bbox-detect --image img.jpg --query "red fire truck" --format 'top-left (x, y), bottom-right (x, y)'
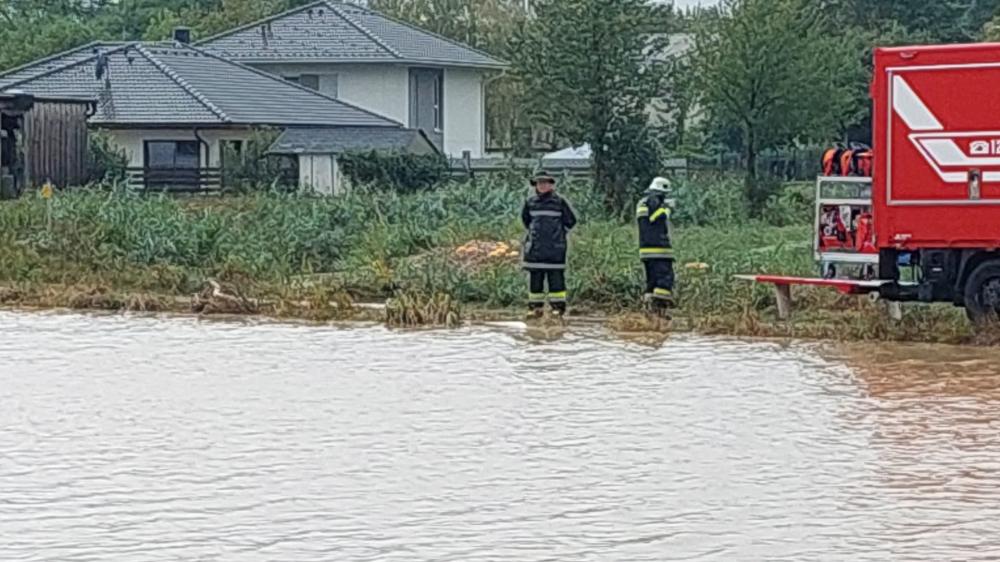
top-left (745, 43), bottom-right (1000, 322)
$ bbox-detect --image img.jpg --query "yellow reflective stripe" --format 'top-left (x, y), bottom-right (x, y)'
top-left (529, 293), bottom-right (547, 301)
top-left (636, 205), bottom-right (649, 218)
top-left (640, 248), bottom-right (674, 255)
top-left (653, 288), bottom-right (673, 296)
top-left (650, 208), bottom-right (670, 221)
top-left (548, 291), bottom-right (568, 300)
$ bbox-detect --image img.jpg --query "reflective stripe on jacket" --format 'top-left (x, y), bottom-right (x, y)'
top-left (637, 191), bottom-right (673, 260)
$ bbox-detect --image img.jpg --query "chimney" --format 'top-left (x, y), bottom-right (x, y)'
top-left (173, 27), bottom-right (192, 44)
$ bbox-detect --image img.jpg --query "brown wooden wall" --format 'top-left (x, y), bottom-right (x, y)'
top-left (22, 101), bottom-right (90, 188)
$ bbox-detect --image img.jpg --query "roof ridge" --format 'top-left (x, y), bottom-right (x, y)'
top-left (1, 43), bottom-right (136, 90)
top-left (324, 1), bottom-right (402, 60)
top-left (330, 1), bottom-right (507, 67)
top-left (0, 41), bottom-right (124, 80)
top-left (182, 43), bottom-right (404, 126)
top-left (135, 45), bottom-right (230, 122)
top-left (195, 0), bottom-right (328, 46)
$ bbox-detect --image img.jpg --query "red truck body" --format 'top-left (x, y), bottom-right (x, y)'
top-left (873, 43), bottom-right (1000, 250)
top-left (744, 44), bottom-right (1000, 321)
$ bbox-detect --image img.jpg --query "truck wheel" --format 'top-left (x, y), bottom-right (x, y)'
top-left (963, 261), bottom-right (1000, 323)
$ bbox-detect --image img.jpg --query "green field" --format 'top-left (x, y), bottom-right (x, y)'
top-left (0, 178), bottom-right (979, 343)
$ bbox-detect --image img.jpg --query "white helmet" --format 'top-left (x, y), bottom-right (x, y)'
top-left (648, 177), bottom-right (672, 192)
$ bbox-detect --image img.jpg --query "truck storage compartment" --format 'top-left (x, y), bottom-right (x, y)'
top-left (815, 176), bottom-right (878, 279)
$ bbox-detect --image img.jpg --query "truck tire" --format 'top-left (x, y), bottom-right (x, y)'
top-left (963, 260), bottom-right (1000, 323)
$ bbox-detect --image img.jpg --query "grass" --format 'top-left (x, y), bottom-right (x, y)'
top-left (0, 178), bottom-right (982, 342)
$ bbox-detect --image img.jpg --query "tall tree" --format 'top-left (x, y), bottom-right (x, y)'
top-left (693, 0), bottom-right (861, 208)
top-left (819, 0), bottom-right (1000, 42)
top-left (512, 0), bottom-right (669, 212)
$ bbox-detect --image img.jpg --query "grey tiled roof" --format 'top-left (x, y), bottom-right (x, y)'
top-left (269, 126), bottom-right (438, 154)
top-left (199, 1), bottom-right (506, 69)
top-left (0, 42), bottom-right (128, 89)
top-left (0, 43), bottom-right (402, 127)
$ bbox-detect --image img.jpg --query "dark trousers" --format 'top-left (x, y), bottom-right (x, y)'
top-left (644, 259), bottom-right (675, 304)
top-left (528, 269), bottom-right (567, 312)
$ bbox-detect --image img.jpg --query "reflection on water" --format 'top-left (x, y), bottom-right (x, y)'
top-left (822, 342), bottom-right (1000, 555)
top-left (1, 311), bottom-right (1000, 561)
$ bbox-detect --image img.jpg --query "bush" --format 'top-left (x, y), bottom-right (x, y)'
top-left (86, 132), bottom-right (128, 185)
top-left (761, 181), bottom-right (814, 226)
top-left (221, 128), bottom-right (298, 193)
top-left (339, 150), bottom-right (449, 192)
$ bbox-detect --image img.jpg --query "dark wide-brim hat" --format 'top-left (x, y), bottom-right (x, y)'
top-left (530, 171), bottom-right (557, 186)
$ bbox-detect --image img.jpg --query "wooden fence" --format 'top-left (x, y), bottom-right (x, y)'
top-left (22, 100), bottom-right (91, 188)
top-left (1, 95), bottom-right (91, 194)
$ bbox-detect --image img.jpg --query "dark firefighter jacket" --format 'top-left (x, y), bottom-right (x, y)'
top-left (521, 192), bottom-right (578, 270)
top-left (636, 191), bottom-right (673, 260)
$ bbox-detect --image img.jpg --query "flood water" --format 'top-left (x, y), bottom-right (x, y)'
top-left (2, 311), bottom-right (1000, 561)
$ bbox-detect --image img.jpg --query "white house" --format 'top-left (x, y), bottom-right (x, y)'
top-left (0, 1), bottom-right (506, 194)
top-left (197, 0), bottom-right (507, 158)
top-left (0, 41), bottom-right (407, 194)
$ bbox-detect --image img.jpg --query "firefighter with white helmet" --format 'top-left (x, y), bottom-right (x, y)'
top-left (636, 176), bottom-right (676, 312)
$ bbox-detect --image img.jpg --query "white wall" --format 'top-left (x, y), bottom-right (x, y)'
top-left (252, 62), bottom-right (488, 157)
top-left (251, 63), bottom-right (409, 125)
top-left (443, 68), bottom-right (485, 158)
top-left (104, 128), bottom-right (254, 168)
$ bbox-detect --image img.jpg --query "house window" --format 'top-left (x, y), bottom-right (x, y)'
top-left (145, 141), bottom-right (200, 169)
top-left (433, 72), bottom-right (444, 131)
top-left (300, 74), bottom-right (320, 91)
top-left (143, 140), bottom-right (201, 190)
top-left (285, 74), bottom-right (320, 91)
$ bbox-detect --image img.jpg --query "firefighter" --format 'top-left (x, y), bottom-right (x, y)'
top-left (637, 177), bottom-right (675, 312)
top-left (521, 170), bottom-right (578, 318)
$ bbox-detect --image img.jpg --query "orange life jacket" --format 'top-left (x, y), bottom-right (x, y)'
top-left (822, 147), bottom-right (842, 176)
top-left (840, 150), bottom-right (855, 176)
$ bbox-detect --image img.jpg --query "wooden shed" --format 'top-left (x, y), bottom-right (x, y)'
top-left (1, 92), bottom-right (92, 197)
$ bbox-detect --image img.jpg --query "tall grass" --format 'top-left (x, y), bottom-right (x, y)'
top-left (0, 177), bottom-right (980, 343)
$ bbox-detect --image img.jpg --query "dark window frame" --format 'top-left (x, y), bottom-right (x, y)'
top-left (284, 74), bottom-right (323, 92)
top-left (142, 140), bottom-right (202, 190)
top-left (433, 71), bottom-right (444, 132)
top-left (144, 140), bottom-right (201, 169)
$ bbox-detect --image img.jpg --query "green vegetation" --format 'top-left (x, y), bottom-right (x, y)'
top-left (338, 151), bottom-right (450, 193)
top-left (0, 178), bottom-right (981, 343)
top-left (512, 0), bottom-right (667, 212)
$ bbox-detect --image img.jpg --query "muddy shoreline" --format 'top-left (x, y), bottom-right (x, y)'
top-left (3, 282), bottom-right (996, 347)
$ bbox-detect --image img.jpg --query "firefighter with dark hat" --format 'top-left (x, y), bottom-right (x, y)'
top-left (636, 176), bottom-right (675, 312)
top-left (521, 170), bottom-right (578, 318)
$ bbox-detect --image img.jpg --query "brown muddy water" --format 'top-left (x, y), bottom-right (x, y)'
top-left (2, 311), bottom-right (1000, 561)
